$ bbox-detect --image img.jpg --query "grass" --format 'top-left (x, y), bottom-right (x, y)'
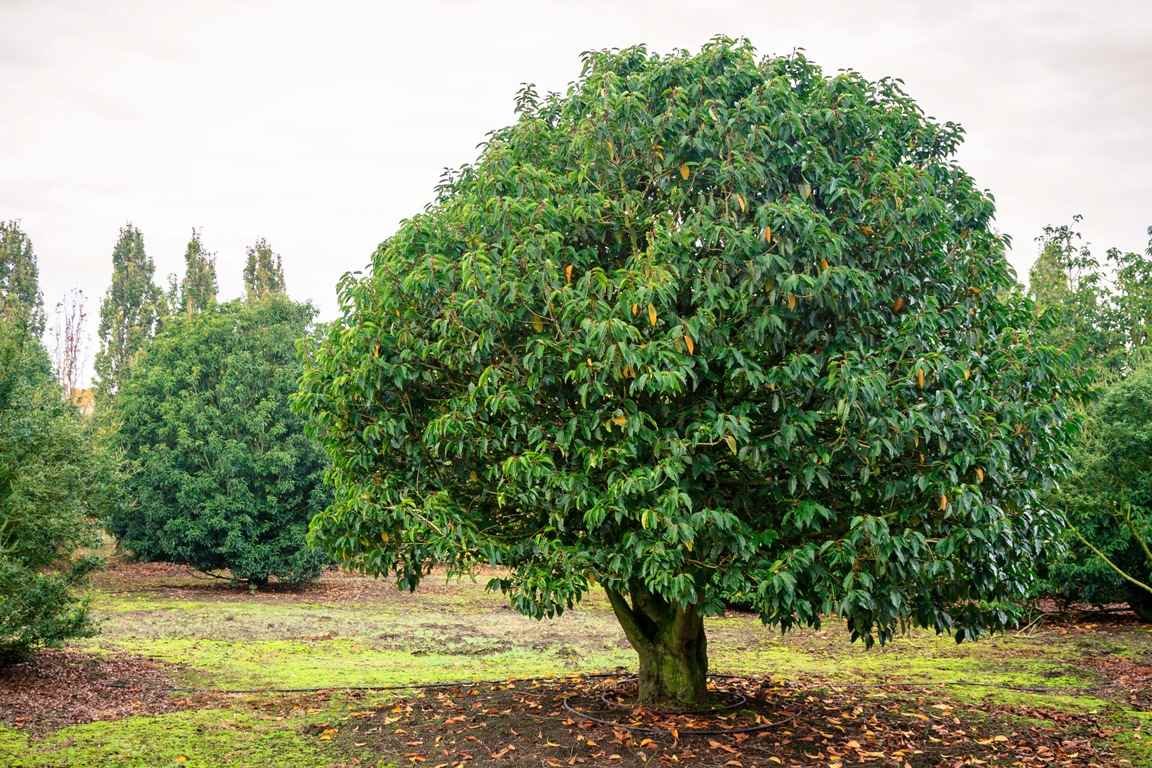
top-left (5, 563), bottom-right (1151, 766)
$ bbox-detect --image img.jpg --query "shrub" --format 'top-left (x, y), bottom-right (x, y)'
top-left (0, 321), bottom-right (112, 661)
top-left (110, 297), bottom-right (327, 586)
top-left (1044, 363), bottom-right (1152, 619)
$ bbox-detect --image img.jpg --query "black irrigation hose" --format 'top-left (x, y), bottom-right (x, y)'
top-left (561, 696), bottom-right (797, 737)
top-left (150, 671), bottom-right (1095, 697)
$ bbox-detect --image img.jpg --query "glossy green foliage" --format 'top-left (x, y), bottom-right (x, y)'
top-left (297, 40), bottom-right (1079, 644)
top-left (0, 322), bottom-right (113, 660)
top-left (111, 297), bottom-right (328, 586)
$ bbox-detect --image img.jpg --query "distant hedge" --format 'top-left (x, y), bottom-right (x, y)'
top-left (109, 297), bottom-right (328, 586)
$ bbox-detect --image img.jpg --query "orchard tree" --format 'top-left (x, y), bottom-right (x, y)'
top-left (95, 224), bottom-right (164, 397)
top-left (243, 238), bottom-right (286, 300)
top-left (296, 40), bottom-right (1079, 709)
top-left (0, 220), bottom-right (46, 337)
top-left (111, 297), bottom-right (328, 586)
top-left (1029, 222), bottom-right (1152, 615)
top-left (1055, 363), bottom-right (1152, 620)
top-left (179, 229), bottom-right (218, 316)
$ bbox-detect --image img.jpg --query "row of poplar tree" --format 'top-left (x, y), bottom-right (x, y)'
top-left (0, 220), bottom-right (328, 660)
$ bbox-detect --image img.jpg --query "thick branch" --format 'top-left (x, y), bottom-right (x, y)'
top-left (604, 587), bottom-right (652, 649)
top-left (1072, 526), bottom-right (1152, 596)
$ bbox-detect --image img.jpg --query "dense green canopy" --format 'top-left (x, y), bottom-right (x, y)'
top-left (111, 297), bottom-right (328, 586)
top-left (0, 321), bottom-right (114, 660)
top-left (297, 39), bottom-right (1079, 707)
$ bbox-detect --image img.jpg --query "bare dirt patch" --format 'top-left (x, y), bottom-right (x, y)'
top-left (326, 675), bottom-right (1118, 767)
top-left (0, 649), bottom-right (195, 733)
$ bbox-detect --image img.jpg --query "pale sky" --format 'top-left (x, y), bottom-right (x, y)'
top-left (3, 1), bottom-right (1150, 384)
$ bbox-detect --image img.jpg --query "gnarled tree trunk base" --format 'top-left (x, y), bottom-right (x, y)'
top-left (605, 584), bottom-right (709, 711)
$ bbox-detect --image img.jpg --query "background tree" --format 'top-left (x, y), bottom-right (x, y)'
top-left (179, 229), bottom-right (218, 316)
top-left (0, 323), bottom-right (119, 661)
top-left (243, 238), bottom-right (286, 300)
top-left (1030, 222), bottom-right (1152, 616)
top-left (111, 297), bottom-right (327, 586)
top-left (296, 40), bottom-right (1079, 709)
top-left (94, 224), bottom-right (164, 398)
top-left (51, 288), bottom-right (88, 397)
top-left (1055, 363), bottom-right (1152, 620)
top-left (0, 220), bottom-right (46, 337)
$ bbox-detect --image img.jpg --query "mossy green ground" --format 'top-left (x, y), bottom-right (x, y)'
top-left (4, 565), bottom-right (1151, 766)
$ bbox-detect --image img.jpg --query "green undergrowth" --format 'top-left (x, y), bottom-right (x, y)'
top-left (9, 575), bottom-right (1138, 766)
top-left (87, 636), bottom-right (632, 690)
top-left (0, 693), bottom-right (390, 768)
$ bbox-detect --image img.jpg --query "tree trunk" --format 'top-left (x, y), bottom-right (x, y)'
top-left (605, 583), bottom-right (708, 711)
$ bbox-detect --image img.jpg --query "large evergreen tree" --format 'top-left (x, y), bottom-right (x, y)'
top-left (242, 238), bottom-right (286, 300)
top-left (179, 229), bottom-right (218, 316)
top-left (0, 221), bottom-right (46, 337)
top-left (297, 40), bottom-right (1080, 709)
top-left (94, 224), bottom-right (164, 397)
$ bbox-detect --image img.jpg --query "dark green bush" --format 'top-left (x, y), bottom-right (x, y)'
top-left (1042, 363), bottom-right (1152, 619)
top-left (0, 321), bottom-right (112, 661)
top-left (110, 297), bottom-right (328, 586)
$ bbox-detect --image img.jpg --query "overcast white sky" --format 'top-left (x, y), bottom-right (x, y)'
top-left (3, 1), bottom-right (1150, 384)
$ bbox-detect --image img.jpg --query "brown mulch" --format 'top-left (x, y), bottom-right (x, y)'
top-left (91, 560), bottom-right (498, 603)
top-left (1083, 655), bottom-right (1152, 710)
top-left (0, 649), bottom-right (190, 733)
top-left (325, 675), bottom-right (1119, 767)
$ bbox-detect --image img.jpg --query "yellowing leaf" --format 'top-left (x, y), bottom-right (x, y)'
top-left (798, 181), bottom-right (812, 199)
top-left (963, 368), bottom-right (971, 381)
top-left (175, 757), bottom-right (188, 765)
top-left (611, 412), bottom-right (628, 426)
top-left (975, 467), bottom-right (985, 483)
top-left (820, 258), bottom-right (830, 271)
top-left (531, 314), bottom-right (544, 332)
top-left (786, 293), bottom-right (798, 311)
top-left (647, 303), bottom-right (658, 327)
top-left (939, 494), bottom-right (949, 511)
top-left (631, 303), bottom-right (639, 317)
top-left (724, 434), bottom-right (738, 455)
top-left (622, 364), bottom-right (636, 379)
top-left (736, 193), bottom-right (747, 213)
top-left (564, 264), bottom-right (573, 284)
top-left (892, 296), bottom-right (906, 313)
top-left (763, 225), bottom-right (773, 243)
top-left (684, 334), bottom-right (695, 354)
top-left (679, 163), bottom-right (691, 180)
top-left (916, 368), bottom-right (925, 389)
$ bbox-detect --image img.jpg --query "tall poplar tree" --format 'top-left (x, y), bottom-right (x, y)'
top-left (94, 224), bottom-right (164, 397)
top-left (242, 238), bottom-right (286, 300)
top-left (179, 229), bottom-right (218, 315)
top-left (0, 221), bottom-right (46, 337)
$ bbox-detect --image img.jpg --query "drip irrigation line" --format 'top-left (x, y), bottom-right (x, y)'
top-left (561, 696), bottom-right (796, 737)
top-left (149, 672), bottom-right (1097, 697)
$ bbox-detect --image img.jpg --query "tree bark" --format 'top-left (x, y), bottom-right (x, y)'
top-left (605, 583), bottom-right (708, 711)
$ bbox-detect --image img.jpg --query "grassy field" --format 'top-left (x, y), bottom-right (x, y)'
top-left (1, 562), bottom-right (1150, 767)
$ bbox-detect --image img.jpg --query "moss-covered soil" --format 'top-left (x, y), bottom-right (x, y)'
top-left (1, 562), bottom-right (1149, 766)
